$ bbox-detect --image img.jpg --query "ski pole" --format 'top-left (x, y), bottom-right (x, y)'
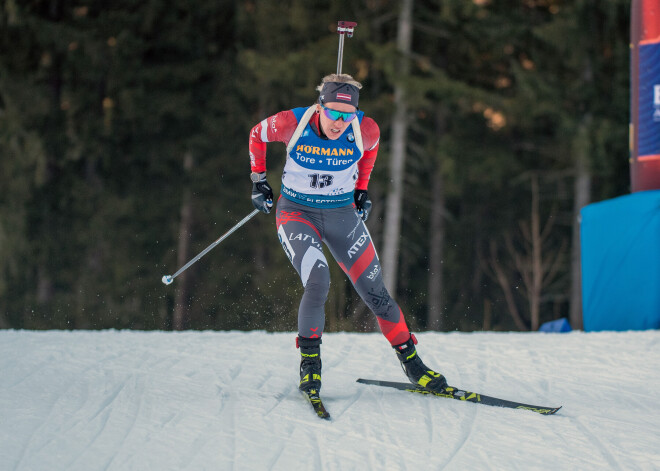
top-left (336, 21), bottom-right (357, 75)
top-left (161, 208), bottom-right (260, 285)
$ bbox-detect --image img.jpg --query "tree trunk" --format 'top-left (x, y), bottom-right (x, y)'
top-left (571, 115), bottom-right (592, 330)
top-left (172, 151), bottom-right (194, 331)
top-left (529, 174), bottom-right (542, 331)
top-left (382, 0), bottom-right (413, 295)
top-left (427, 108), bottom-right (447, 330)
top-left (488, 239), bottom-right (528, 331)
top-left (35, 0), bottom-right (62, 326)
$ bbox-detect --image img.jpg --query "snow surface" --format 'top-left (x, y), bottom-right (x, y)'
top-left (1, 329), bottom-right (659, 471)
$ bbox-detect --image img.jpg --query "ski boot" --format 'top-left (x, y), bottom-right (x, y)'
top-left (297, 336), bottom-right (322, 394)
top-left (393, 334), bottom-right (448, 392)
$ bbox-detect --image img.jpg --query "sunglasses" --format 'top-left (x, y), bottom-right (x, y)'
top-left (321, 105), bottom-right (357, 123)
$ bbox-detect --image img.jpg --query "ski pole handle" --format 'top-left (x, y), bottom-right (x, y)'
top-left (336, 21), bottom-right (357, 75)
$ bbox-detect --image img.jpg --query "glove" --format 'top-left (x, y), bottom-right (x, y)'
top-left (251, 177), bottom-right (274, 214)
top-left (354, 189), bottom-right (372, 221)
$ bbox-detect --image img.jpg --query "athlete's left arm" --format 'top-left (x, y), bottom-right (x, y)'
top-left (356, 117), bottom-right (380, 190)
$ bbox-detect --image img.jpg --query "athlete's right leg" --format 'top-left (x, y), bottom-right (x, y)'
top-left (275, 198), bottom-right (330, 340)
top-left (276, 198), bottom-right (330, 393)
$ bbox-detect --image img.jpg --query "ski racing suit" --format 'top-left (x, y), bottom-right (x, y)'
top-left (249, 106), bottom-right (411, 346)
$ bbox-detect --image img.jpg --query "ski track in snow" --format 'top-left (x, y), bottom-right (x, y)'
top-left (571, 415), bottom-right (624, 471)
top-left (1, 329), bottom-right (660, 470)
top-left (435, 336), bottom-right (487, 469)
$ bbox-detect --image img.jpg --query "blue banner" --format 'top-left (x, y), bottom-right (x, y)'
top-left (638, 41), bottom-right (660, 157)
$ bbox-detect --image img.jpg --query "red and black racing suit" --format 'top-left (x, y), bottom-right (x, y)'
top-left (249, 107), bottom-right (411, 346)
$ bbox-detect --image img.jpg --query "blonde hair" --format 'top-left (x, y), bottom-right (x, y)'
top-left (316, 74), bottom-right (363, 92)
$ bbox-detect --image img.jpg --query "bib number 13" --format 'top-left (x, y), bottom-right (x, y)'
top-left (308, 173), bottom-right (334, 189)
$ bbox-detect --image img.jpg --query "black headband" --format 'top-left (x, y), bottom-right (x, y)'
top-left (318, 82), bottom-right (359, 108)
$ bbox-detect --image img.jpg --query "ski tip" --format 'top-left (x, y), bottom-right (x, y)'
top-left (518, 405), bottom-right (562, 415)
top-left (550, 406), bottom-right (562, 415)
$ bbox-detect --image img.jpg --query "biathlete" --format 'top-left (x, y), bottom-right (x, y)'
top-left (248, 73), bottom-right (448, 396)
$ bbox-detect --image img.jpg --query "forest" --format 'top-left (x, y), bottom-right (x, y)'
top-left (0, 0), bottom-right (632, 333)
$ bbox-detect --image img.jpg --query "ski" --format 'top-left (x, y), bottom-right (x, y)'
top-left (356, 379), bottom-right (561, 415)
top-left (301, 390), bottom-right (331, 420)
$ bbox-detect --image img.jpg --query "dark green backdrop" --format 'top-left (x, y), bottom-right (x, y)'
top-left (0, 0), bottom-right (631, 332)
